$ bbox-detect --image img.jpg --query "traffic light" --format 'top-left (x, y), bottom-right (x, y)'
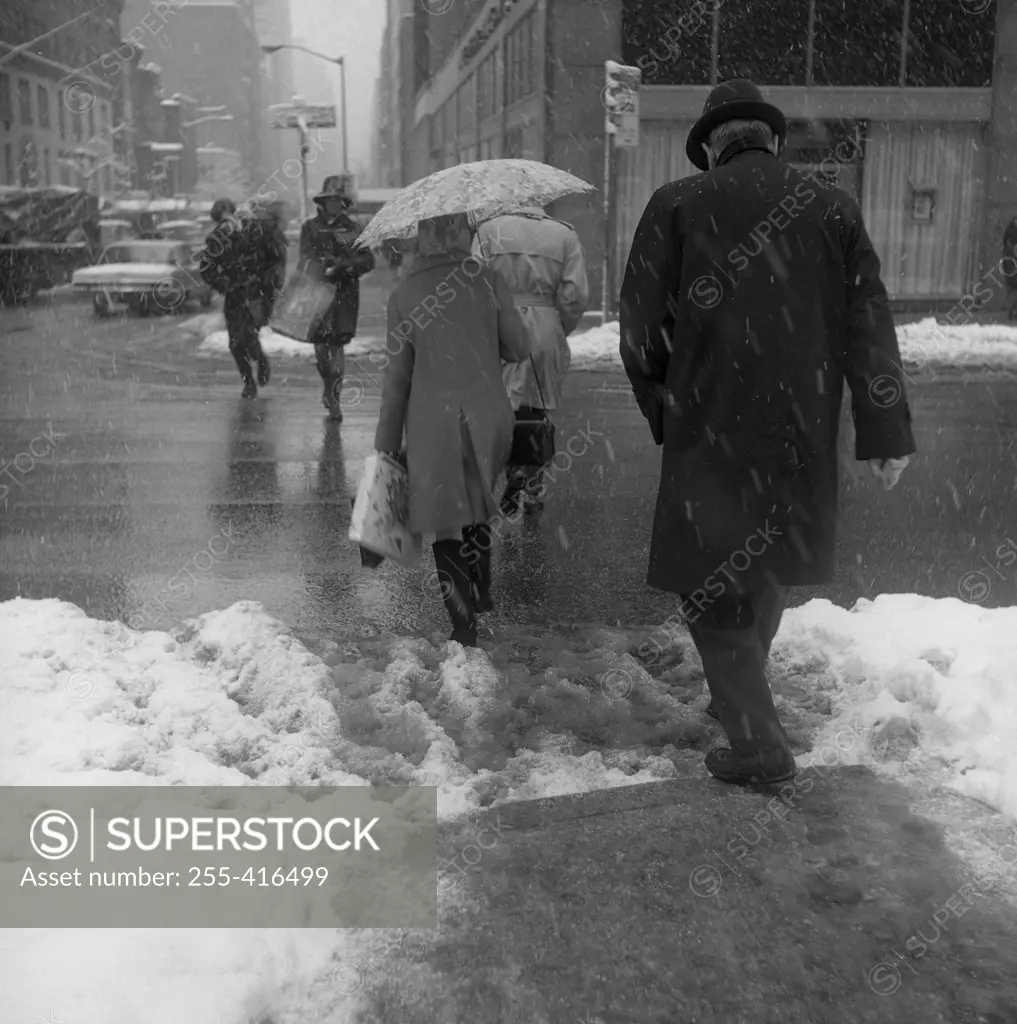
top-left (603, 61), bottom-right (641, 147)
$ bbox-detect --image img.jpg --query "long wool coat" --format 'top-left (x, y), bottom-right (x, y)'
top-left (297, 209), bottom-right (375, 342)
top-left (620, 141), bottom-right (916, 596)
top-left (475, 209), bottom-right (589, 411)
top-left (374, 249), bottom-right (530, 535)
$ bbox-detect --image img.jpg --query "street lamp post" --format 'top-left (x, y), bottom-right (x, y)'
top-left (261, 44), bottom-right (348, 174)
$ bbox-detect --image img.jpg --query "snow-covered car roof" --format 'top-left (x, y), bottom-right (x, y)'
top-left (97, 240), bottom-right (190, 264)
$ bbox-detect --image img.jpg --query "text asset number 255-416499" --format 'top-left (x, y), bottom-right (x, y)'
top-left (188, 866), bottom-right (329, 887)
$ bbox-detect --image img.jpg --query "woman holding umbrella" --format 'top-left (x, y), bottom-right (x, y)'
top-left (374, 212), bottom-right (530, 646)
top-left (360, 159), bottom-right (596, 645)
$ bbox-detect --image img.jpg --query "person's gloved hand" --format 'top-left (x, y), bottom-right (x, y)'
top-left (868, 456), bottom-right (910, 490)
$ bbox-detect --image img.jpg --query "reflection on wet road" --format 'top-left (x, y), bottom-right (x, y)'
top-left (2, 296), bottom-right (1016, 647)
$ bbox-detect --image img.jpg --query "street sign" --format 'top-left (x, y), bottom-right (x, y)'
top-left (604, 61), bottom-right (641, 148)
top-left (268, 104), bottom-right (336, 130)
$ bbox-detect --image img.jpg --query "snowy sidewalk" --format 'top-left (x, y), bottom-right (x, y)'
top-left (4, 593), bottom-right (1017, 1020)
top-left (383, 771), bottom-right (1017, 1023)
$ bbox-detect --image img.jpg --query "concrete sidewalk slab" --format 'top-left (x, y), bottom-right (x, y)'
top-left (357, 769), bottom-right (1017, 1024)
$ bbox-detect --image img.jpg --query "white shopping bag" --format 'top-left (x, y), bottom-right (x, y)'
top-left (349, 452), bottom-right (423, 568)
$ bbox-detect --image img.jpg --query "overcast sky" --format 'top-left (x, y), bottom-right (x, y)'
top-left (288, 0), bottom-right (386, 180)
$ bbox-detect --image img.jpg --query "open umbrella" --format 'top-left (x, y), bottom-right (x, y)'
top-left (354, 159), bottom-right (596, 250)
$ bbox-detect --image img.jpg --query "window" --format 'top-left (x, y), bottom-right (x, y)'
top-left (0, 74), bottom-right (10, 121)
top-left (3, 143), bottom-right (12, 184)
top-left (43, 148), bottom-right (50, 184)
top-left (18, 78), bottom-right (32, 124)
top-left (477, 52), bottom-right (498, 122)
top-left (73, 106), bottom-right (82, 141)
top-left (88, 104), bottom-right (95, 140)
top-left (58, 90), bottom-right (66, 138)
top-left (506, 11), bottom-right (537, 106)
top-left (38, 84), bottom-right (50, 129)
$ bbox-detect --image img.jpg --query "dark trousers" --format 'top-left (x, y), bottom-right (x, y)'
top-left (314, 335), bottom-right (351, 405)
top-left (224, 291), bottom-right (265, 384)
top-left (684, 581), bottom-right (792, 755)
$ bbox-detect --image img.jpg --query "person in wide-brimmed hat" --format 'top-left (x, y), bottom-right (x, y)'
top-left (619, 79), bottom-right (915, 786)
top-left (297, 174), bottom-right (375, 421)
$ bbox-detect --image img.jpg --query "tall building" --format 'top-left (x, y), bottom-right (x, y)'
top-left (0, 0), bottom-right (127, 195)
top-left (252, 0), bottom-right (299, 189)
top-left (120, 0), bottom-right (264, 194)
top-left (373, 0), bottom-right (418, 187)
top-left (386, 0), bottom-right (1011, 311)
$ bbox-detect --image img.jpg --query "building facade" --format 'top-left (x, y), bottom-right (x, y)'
top-left (252, 0), bottom-right (299, 190)
top-left (388, 0), bottom-right (1012, 310)
top-left (374, 0), bottom-right (418, 187)
top-left (120, 0), bottom-right (264, 193)
top-left (0, 0), bottom-right (126, 195)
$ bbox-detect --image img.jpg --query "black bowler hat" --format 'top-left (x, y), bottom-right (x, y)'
top-left (686, 79), bottom-right (787, 171)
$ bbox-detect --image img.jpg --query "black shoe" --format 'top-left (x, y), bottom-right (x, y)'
top-left (257, 356), bottom-right (271, 386)
top-left (450, 626), bottom-right (478, 648)
top-left (241, 380), bottom-right (257, 399)
top-left (705, 747), bottom-right (796, 785)
top-left (705, 701), bottom-right (719, 720)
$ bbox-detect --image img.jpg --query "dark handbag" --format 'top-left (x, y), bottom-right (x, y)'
top-left (510, 357), bottom-right (556, 468)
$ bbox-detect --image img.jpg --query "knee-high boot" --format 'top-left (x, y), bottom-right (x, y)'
top-left (432, 539), bottom-right (478, 647)
top-left (461, 524), bottom-right (493, 613)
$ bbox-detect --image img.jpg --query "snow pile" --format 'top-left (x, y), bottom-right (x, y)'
top-left (896, 317), bottom-right (1017, 367)
top-left (563, 318), bottom-right (1017, 371)
top-left (569, 318), bottom-right (623, 369)
top-left (197, 325), bottom-right (382, 362)
top-left (178, 310), bottom-right (225, 337)
top-left (5, 591), bottom-right (1017, 1021)
top-left (777, 594), bottom-right (1017, 817)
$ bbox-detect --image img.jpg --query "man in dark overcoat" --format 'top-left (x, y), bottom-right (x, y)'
top-left (620, 79), bottom-right (916, 786)
top-left (298, 175), bottom-right (376, 421)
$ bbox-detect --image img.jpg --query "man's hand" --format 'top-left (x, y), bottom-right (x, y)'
top-left (868, 456), bottom-right (909, 490)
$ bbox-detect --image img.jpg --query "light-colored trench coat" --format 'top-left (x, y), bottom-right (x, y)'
top-left (374, 249), bottom-right (530, 536)
top-left (476, 208), bottom-right (589, 411)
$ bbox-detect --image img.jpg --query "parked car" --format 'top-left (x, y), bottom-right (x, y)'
top-left (158, 219), bottom-right (205, 242)
top-left (98, 218), bottom-right (135, 247)
top-left (72, 239), bottom-right (213, 317)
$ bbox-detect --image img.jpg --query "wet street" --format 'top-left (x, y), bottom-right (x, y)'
top-left (2, 285), bottom-right (1016, 647)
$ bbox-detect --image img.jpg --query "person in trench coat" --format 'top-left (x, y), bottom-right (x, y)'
top-left (475, 207), bottom-right (589, 514)
top-left (374, 212), bottom-right (531, 647)
top-left (620, 79), bottom-right (916, 785)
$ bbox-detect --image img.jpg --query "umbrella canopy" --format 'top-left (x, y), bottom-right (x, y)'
top-left (354, 159), bottom-right (596, 249)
